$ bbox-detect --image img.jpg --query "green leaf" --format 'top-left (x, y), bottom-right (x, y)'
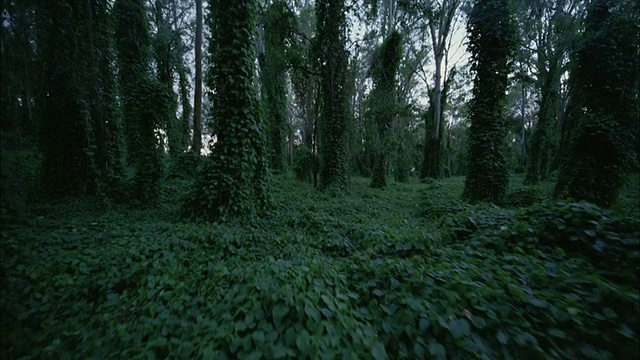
top-left (449, 318), bottom-right (471, 338)
top-left (304, 304), bottom-right (321, 323)
top-left (252, 330), bottom-right (265, 342)
top-left (295, 330), bottom-right (310, 353)
top-left (496, 331), bottom-right (509, 345)
top-left (547, 328), bottom-right (566, 339)
top-left (246, 351), bottom-right (262, 360)
top-left (272, 305), bottom-right (289, 323)
top-left (371, 343), bottom-right (387, 360)
top-left (428, 342), bottom-right (446, 358)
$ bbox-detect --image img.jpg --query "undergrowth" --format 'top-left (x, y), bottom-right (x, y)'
top-left (1, 173), bottom-right (638, 359)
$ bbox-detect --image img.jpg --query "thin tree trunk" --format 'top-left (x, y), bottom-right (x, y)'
top-left (192, 0), bottom-right (203, 154)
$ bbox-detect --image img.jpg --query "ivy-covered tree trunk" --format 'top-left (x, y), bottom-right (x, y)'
top-left (38, 0), bottom-right (99, 197)
top-left (152, 0), bottom-right (180, 156)
top-left (260, 1), bottom-right (293, 173)
top-left (182, 0), bottom-right (270, 221)
top-left (462, 0), bottom-right (516, 204)
top-left (525, 59), bottom-right (560, 185)
top-left (316, 0), bottom-right (349, 191)
top-left (554, 0), bottom-right (639, 207)
top-left (114, 0), bottom-right (171, 203)
top-left (84, 0), bottom-right (126, 192)
top-left (370, 30), bottom-right (402, 188)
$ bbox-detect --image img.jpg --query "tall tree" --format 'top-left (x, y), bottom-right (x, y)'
top-left (191, 0), bottom-right (203, 154)
top-left (37, 0), bottom-right (100, 196)
top-left (316, 0), bottom-right (350, 191)
top-left (370, 30), bottom-right (403, 188)
top-left (0, 0), bottom-right (37, 135)
top-left (182, 0), bottom-right (270, 220)
top-left (462, 0), bottom-right (517, 204)
top-left (554, 0), bottom-right (639, 207)
top-left (260, 1), bottom-right (294, 173)
top-left (523, 0), bottom-right (582, 184)
top-left (83, 0), bottom-right (126, 189)
top-left (114, 0), bottom-right (172, 203)
top-left (168, 0), bottom-right (193, 151)
top-left (151, 0), bottom-right (180, 155)
top-left (420, 0), bottom-right (462, 179)
top-left (289, 0), bottom-right (319, 183)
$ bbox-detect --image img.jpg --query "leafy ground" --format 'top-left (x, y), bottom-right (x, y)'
top-left (1, 173), bottom-right (639, 359)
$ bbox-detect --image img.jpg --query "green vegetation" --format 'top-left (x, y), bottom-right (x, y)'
top-left (2, 1), bottom-right (638, 359)
top-left (370, 29), bottom-right (402, 188)
top-left (182, 0), bottom-right (270, 221)
top-left (462, 0), bottom-right (517, 204)
top-left (2, 173), bottom-right (638, 359)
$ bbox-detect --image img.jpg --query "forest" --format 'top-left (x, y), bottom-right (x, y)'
top-left (0, 0), bottom-right (639, 358)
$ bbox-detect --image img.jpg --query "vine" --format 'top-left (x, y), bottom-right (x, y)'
top-left (554, 0), bottom-right (639, 207)
top-left (182, 0), bottom-right (270, 221)
top-left (316, 0), bottom-right (349, 192)
top-left (370, 30), bottom-right (402, 188)
top-left (462, 0), bottom-right (517, 204)
top-left (114, 0), bottom-right (172, 204)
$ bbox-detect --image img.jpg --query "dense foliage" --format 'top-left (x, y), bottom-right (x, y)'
top-left (260, 1), bottom-right (295, 173)
top-left (370, 30), bottom-right (403, 188)
top-left (316, 0), bottom-right (349, 192)
top-left (554, 0), bottom-right (639, 207)
top-left (114, 0), bottom-right (174, 204)
top-left (1, 1), bottom-right (639, 358)
top-left (2, 174), bottom-right (638, 359)
top-left (462, 0), bottom-right (517, 204)
top-left (181, 0), bottom-right (270, 221)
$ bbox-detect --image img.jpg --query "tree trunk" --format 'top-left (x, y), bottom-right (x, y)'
top-left (192, 0), bottom-right (203, 154)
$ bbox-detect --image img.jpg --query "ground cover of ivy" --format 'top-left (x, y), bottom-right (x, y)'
top-left (1, 174), bottom-right (638, 359)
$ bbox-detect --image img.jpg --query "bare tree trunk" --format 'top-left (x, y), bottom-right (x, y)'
top-left (192, 0), bottom-right (203, 154)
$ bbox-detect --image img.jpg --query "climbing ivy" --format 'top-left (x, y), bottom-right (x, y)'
top-left (370, 30), bottom-right (402, 189)
top-left (316, 0), bottom-right (349, 192)
top-left (260, 1), bottom-right (295, 174)
top-left (462, 0), bottom-right (517, 204)
top-left (524, 61), bottom-right (560, 185)
top-left (182, 0), bottom-right (270, 221)
top-left (37, 1), bottom-right (96, 197)
top-left (114, 0), bottom-right (173, 204)
top-left (554, 0), bottom-right (639, 208)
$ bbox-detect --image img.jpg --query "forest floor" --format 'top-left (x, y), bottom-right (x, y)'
top-left (1, 173), bottom-right (639, 359)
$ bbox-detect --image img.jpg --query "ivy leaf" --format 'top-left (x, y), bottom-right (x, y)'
top-left (496, 331), bottom-right (509, 345)
top-left (449, 318), bottom-right (471, 338)
top-left (246, 351), bottom-right (262, 360)
top-left (428, 342), bottom-right (446, 358)
top-left (547, 328), bottom-right (566, 339)
top-left (272, 305), bottom-right (289, 323)
top-left (371, 343), bottom-right (387, 360)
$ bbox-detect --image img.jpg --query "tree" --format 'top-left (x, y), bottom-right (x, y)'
top-left (114, 0), bottom-right (172, 203)
top-left (554, 0), bottom-right (639, 207)
top-left (523, 0), bottom-right (582, 184)
top-left (191, 0), bottom-right (203, 154)
top-left (420, 0), bottom-right (462, 179)
top-left (370, 30), bottom-right (402, 188)
top-left (316, 0), bottom-right (350, 191)
top-left (462, 0), bottom-right (517, 204)
top-left (151, 0), bottom-right (181, 155)
top-left (260, 1), bottom-right (295, 173)
top-left (1, 0), bottom-right (37, 136)
top-left (36, 0), bottom-right (124, 197)
top-left (182, 0), bottom-right (270, 220)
